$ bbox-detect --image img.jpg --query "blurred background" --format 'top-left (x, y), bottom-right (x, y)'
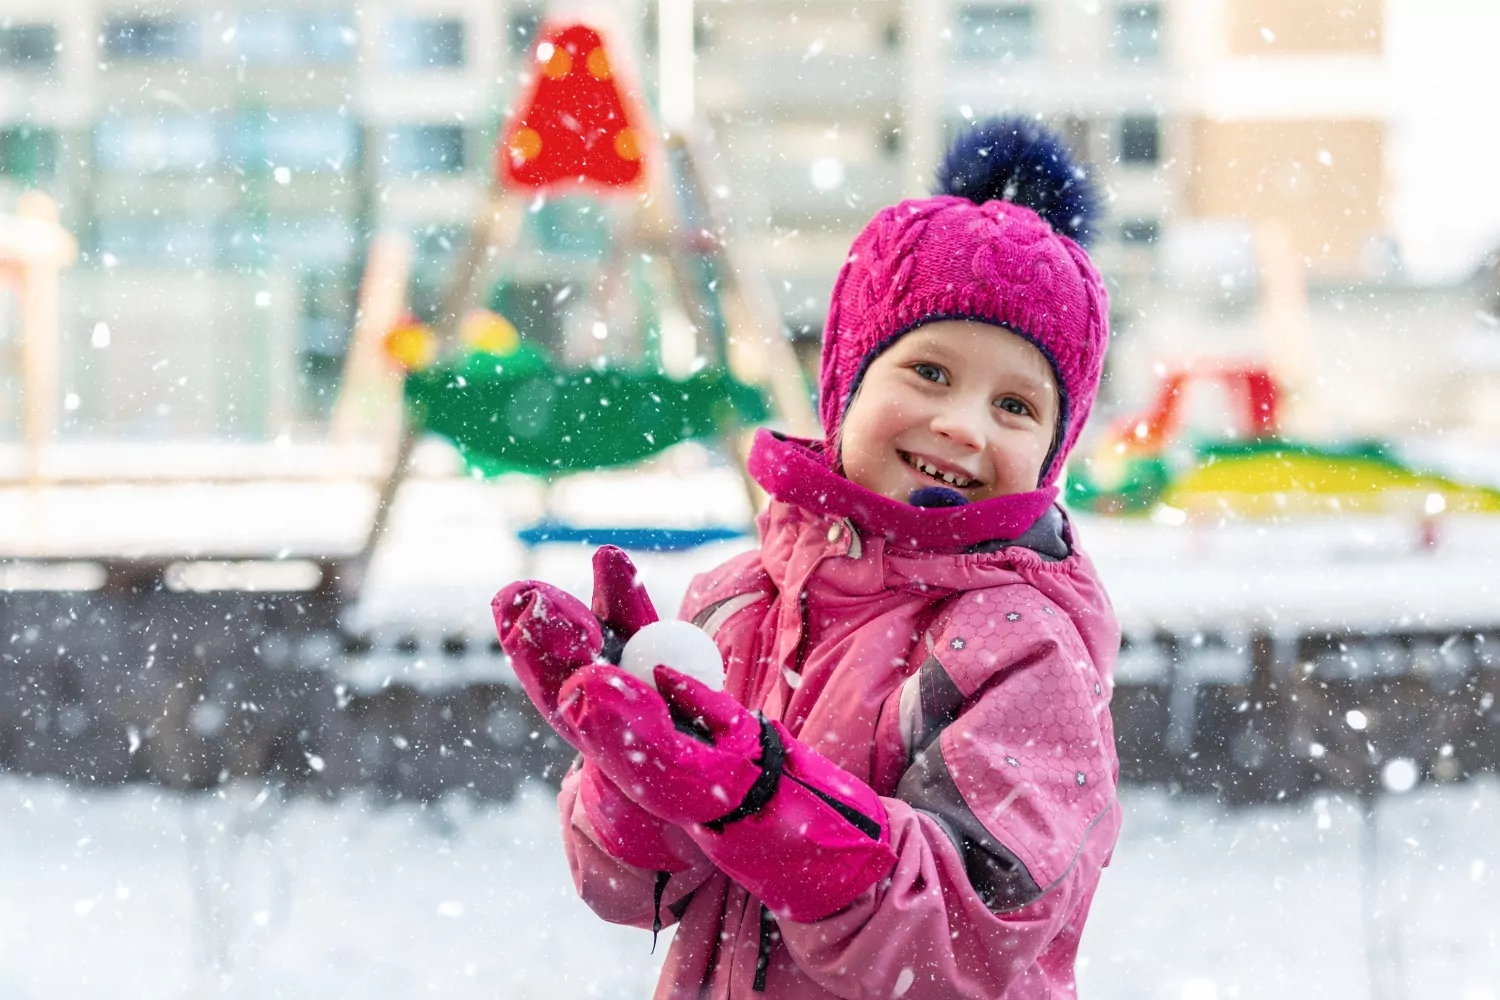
top-left (1, 0), bottom-right (1498, 997)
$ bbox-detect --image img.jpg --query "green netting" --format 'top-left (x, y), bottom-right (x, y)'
top-left (405, 345), bottom-right (769, 477)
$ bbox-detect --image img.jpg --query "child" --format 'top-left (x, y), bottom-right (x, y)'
top-left (496, 118), bottom-right (1120, 998)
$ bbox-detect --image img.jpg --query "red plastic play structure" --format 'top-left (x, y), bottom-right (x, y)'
top-left (1108, 364), bottom-right (1280, 455)
top-left (498, 23), bottom-right (647, 192)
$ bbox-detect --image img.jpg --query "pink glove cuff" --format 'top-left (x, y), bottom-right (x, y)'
top-left (689, 719), bottom-right (897, 923)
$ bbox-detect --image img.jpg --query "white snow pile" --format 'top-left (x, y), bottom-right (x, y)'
top-left (0, 776), bottom-right (1495, 999)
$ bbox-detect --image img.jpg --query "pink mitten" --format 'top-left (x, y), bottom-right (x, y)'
top-left (495, 547), bottom-right (704, 874)
top-left (575, 758), bottom-right (703, 873)
top-left (492, 546), bottom-right (659, 747)
top-left (560, 664), bottom-right (898, 922)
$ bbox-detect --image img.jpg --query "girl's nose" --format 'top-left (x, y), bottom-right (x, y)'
top-left (929, 404), bottom-right (985, 451)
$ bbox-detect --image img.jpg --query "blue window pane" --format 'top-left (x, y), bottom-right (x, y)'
top-left (0, 126), bottom-right (58, 177)
top-left (0, 23), bottom-right (58, 70)
top-left (235, 12), bottom-right (298, 63)
top-left (529, 198), bottom-right (610, 257)
top-left (1120, 115), bottom-right (1160, 164)
top-left (386, 125), bottom-right (465, 175)
top-left (102, 16), bottom-right (199, 61)
top-left (388, 17), bottom-right (466, 70)
top-left (237, 112), bottom-right (360, 172)
top-left (238, 10), bottom-right (356, 64)
top-left (955, 4), bottom-right (1036, 62)
top-left (1120, 219), bottom-right (1161, 244)
top-left (1115, 3), bottom-right (1161, 62)
top-left (303, 11), bottom-right (358, 62)
top-left (93, 216), bottom-right (219, 267)
top-left (266, 216), bottom-right (358, 267)
top-left (508, 8), bottom-right (542, 56)
top-left (95, 117), bottom-right (220, 174)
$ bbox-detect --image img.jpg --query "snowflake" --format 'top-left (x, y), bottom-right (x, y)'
top-left (1005, 611), bottom-right (1021, 622)
top-left (949, 637), bottom-right (966, 651)
top-left (1005, 755), bottom-right (1020, 767)
top-left (1075, 772), bottom-right (1087, 786)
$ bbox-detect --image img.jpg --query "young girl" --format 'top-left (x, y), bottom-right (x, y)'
top-left (496, 118), bottom-right (1120, 998)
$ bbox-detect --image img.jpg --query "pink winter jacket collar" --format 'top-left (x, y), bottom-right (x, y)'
top-left (746, 430), bottom-right (1059, 552)
top-left (558, 432), bottom-right (1123, 999)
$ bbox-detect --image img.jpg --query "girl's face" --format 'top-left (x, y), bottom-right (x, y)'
top-left (838, 320), bottom-right (1059, 504)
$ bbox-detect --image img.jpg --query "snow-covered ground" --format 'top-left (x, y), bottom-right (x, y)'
top-left (4, 440), bottom-right (1499, 996)
top-left (1, 775), bottom-right (1495, 1000)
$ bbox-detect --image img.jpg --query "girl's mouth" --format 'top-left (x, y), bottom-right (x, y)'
top-left (899, 451), bottom-right (980, 489)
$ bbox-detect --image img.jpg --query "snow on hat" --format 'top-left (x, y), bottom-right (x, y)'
top-left (819, 117), bottom-right (1110, 487)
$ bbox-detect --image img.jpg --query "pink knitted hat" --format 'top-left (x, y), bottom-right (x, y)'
top-left (820, 119), bottom-right (1110, 488)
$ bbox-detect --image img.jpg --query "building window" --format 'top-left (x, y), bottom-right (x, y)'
top-left (299, 266), bottom-right (359, 360)
top-left (1120, 114), bottom-right (1160, 165)
top-left (388, 17), bottom-right (466, 70)
top-left (236, 112), bottom-right (361, 172)
top-left (237, 10), bottom-right (357, 64)
top-left (102, 16), bottom-right (199, 62)
top-left (954, 3), bottom-right (1036, 62)
top-left (1114, 3), bottom-right (1161, 62)
top-left (0, 23), bottom-right (58, 71)
top-left (0, 126), bottom-right (59, 178)
top-left (508, 7), bottom-right (542, 56)
top-left (92, 215), bottom-right (219, 267)
top-left (408, 224), bottom-right (468, 323)
top-left (528, 197), bottom-right (610, 256)
top-left (1120, 219), bottom-right (1161, 245)
top-left (386, 125), bottom-right (466, 175)
top-left (95, 117), bottom-right (219, 174)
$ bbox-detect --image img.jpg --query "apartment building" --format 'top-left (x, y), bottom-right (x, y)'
top-left (1172, 0), bottom-right (1387, 280)
top-left (2, 0), bottom-right (1415, 443)
top-left (0, 0), bottom-right (545, 439)
top-left (692, 0), bottom-right (1178, 336)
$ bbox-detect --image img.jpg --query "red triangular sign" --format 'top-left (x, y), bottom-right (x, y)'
top-left (498, 23), bottom-right (648, 192)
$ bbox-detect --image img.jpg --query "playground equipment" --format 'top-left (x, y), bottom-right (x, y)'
top-left (0, 21), bottom-right (806, 800)
top-left (0, 193), bottom-right (77, 483)
top-left (1068, 363), bottom-right (1500, 519)
top-left (366, 20), bottom-right (813, 565)
top-left (3, 36), bottom-right (1498, 805)
top-left (1068, 363), bottom-right (1500, 802)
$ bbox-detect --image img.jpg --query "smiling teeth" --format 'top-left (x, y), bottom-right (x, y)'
top-left (906, 454), bottom-right (975, 488)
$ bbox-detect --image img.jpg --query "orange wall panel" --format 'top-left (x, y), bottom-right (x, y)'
top-left (1186, 118), bottom-right (1385, 276)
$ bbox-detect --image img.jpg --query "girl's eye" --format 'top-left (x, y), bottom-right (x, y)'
top-left (913, 363), bottom-right (947, 384)
top-left (996, 396), bottom-right (1032, 417)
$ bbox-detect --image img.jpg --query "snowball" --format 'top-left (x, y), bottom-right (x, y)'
top-left (620, 620), bottom-right (723, 691)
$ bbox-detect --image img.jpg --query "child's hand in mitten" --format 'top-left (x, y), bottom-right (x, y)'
top-left (493, 545), bottom-right (658, 747)
top-left (560, 664), bottom-right (898, 923)
top-left (561, 663), bottom-right (765, 825)
top-left (495, 547), bottom-right (706, 873)
top-left (574, 757), bottom-right (703, 873)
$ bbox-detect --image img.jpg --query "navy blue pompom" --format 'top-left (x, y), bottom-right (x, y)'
top-left (909, 486), bottom-right (970, 508)
top-left (935, 117), bottom-right (1100, 247)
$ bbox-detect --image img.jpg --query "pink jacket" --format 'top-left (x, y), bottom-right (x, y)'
top-left (559, 432), bottom-right (1122, 998)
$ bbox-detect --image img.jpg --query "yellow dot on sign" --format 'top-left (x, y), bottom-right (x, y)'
top-left (613, 128), bottom-right (641, 162)
top-left (585, 47), bottom-right (611, 80)
top-left (509, 127), bottom-right (542, 164)
top-left (460, 309), bottom-right (519, 356)
top-left (384, 322), bottom-right (437, 371)
top-left (544, 46), bottom-right (572, 79)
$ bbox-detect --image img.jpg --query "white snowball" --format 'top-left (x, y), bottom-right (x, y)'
top-left (620, 620), bottom-right (723, 691)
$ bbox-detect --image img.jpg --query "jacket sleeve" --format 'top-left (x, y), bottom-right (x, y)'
top-left (558, 760), bottom-right (719, 930)
top-left (774, 584), bottom-right (1121, 998)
